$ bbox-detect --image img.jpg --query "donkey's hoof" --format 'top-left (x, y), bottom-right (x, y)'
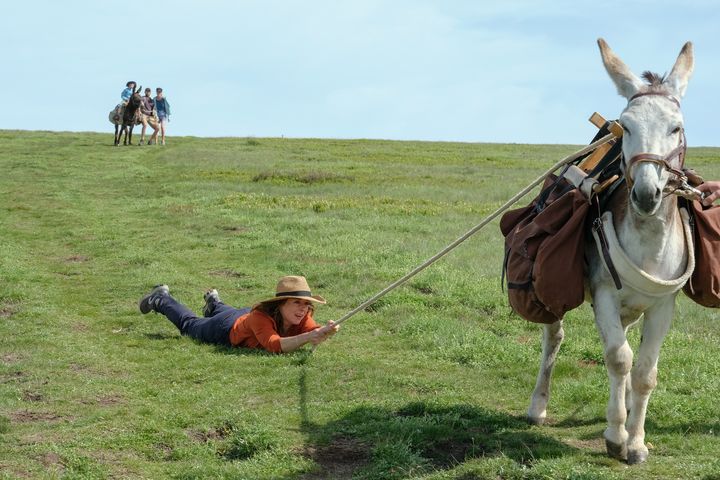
top-left (527, 415), bottom-right (545, 426)
top-left (605, 439), bottom-right (628, 461)
top-left (627, 448), bottom-right (648, 465)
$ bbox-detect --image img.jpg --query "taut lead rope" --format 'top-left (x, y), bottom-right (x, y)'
top-left (325, 133), bottom-right (617, 329)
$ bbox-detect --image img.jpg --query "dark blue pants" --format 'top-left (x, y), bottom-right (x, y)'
top-left (155, 295), bottom-right (250, 346)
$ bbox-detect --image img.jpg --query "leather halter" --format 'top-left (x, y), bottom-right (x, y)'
top-left (628, 91), bottom-right (681, 108)
top-left (623, 91), bottom-right (687, 186)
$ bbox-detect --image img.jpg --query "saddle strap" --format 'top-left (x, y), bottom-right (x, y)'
top-left (592, 217), bottom-right (623, 290)
top-left (592, 208), bottom-right (695, 296)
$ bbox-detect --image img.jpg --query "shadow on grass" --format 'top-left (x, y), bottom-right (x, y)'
top-left (295, 366), bottom-right (576, 480)
top-left (143, 332), bottom-right (178, 341)
top-left (210, 344), bottom-right (278, 357)
top-left (552, 414), bottom-right (606, 428)
top-left (143, 329), bottom-right (317, 360)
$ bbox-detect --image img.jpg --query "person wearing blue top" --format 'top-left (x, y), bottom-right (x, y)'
top-left (121, 81), bottom-right (136, 104)
top-left (113, 81), bottom-right (137, 121)
top-left (154, 87), bottom-right (171, 145)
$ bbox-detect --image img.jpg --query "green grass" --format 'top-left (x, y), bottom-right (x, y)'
top-left (1, 130), bottom-right (719, 479)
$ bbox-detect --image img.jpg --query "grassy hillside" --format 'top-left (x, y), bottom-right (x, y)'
top-left (1, 130), bottom-right (719, 479)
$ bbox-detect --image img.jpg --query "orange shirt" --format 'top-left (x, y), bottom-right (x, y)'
top-left (228, 309), bottom-right (320, 353)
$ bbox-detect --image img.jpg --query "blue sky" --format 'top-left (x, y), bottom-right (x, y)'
top-left (3, 1), bottom-right (719, 145)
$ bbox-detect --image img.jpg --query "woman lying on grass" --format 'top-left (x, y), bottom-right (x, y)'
top-left (139, 276), bottom-right (338, 352)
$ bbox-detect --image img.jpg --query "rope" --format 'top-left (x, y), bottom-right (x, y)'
top-left (323, 133), bottom-right (616, 331)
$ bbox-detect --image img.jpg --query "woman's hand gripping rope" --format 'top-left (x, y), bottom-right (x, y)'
top-left (310, 321), bottom-right (339, 346)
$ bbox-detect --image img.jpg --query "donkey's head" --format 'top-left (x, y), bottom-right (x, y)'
top-left (129, 85), bottom-right (144, 109)
top-left (598, 38), bottom-right (693, 216)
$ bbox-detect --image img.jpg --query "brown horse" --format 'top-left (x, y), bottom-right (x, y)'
top-left (108, 85), bottom-right (143, 146)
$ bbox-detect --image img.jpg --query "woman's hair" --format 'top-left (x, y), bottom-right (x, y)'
top-left (254, 300), bottom-right (314, 334)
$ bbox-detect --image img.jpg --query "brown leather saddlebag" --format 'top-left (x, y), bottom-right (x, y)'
top-left (683, 199), bottom-right (720, 307)
top-left (501, 175), bottom-right (590, 323)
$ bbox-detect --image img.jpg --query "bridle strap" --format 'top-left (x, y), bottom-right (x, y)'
top-left (628, 91), bottom-right (681, 108)
top-left (625, 132), bottom-right (686, 186)
top-left (627, 139), bottom-right (686, 175)
top-left (623, 92), bottom-right (686, 186)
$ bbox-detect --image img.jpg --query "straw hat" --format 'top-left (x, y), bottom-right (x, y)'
top-left (257, 276), bottom-right (326, 305)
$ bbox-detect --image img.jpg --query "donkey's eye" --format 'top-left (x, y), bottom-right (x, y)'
top-left (621, 123), bottom-right (631, 136)
top-left (670, 126), bottom-right (681, 135)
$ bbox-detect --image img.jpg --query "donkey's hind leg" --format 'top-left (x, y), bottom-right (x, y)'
top-left (528, 319), bottom-right (564, 425)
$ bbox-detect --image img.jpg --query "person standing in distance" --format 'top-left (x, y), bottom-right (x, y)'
top-left (154, 87), bottom-right (171, 145)
top-left (138, 88), bottom-right (159, 145)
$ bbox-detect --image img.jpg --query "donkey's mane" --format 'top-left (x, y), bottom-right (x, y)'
top-left (641, 71), bottom-right (668, 92)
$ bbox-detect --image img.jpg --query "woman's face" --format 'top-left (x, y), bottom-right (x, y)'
top-left (279, 299), bottom-right (312, 326)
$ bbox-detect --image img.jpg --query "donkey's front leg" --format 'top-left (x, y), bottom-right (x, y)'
top-left (625, 298), bottom-right (674, 465)
top-left (593, 290), bottom-right (632, 461)
top-left (528, 320), bottom-right (564, 425)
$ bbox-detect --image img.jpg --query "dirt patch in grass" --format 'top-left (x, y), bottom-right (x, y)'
top-left (422, 434), bottom-right (501, 468)
top-left (301, 436), bottom-right (370, 480)
top-left (97, 394), bottom-right (124, 406)
top-left (22, 391), bottom-right (44, 402)
top-left (1, 371), bottom-right (26, 383)
top-left (72, 322), bottom-right (90, 332)
top-left (69, 363), bottom-right (91, 373)
top-left (80, 394), bottom-right (124, 407)
top-left (0, 304), bottom-right (18, 318)
top-left (65, 255), bottom-right (90, 263)
top-left (0, 463), bottom-right (32, 479)
top-left (2, 353), bottom-right (23, 364)
top-left (412, 284), bottom-right (435, 295)
top-left (209, 269), bottom-right (247, 278)
top-left (221, 225), bottom-right (250, 234)
top-left (10, 410), bottom-right (68, 423)
top-left (37, 452), bottom-right (64, 470)
top-left (155, 443), bottom-right (174, 461)
top-left (55, 271), bottom-right (81, 278)
top-left (187, 425), bottom-right (232, 443)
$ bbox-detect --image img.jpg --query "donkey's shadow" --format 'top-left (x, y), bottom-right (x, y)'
top-left (296, 365), bottom-right (576, 479)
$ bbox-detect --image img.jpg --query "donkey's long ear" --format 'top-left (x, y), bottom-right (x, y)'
top-left (598, 38), bottom-right (644, 99)
top-left (665, 42), bottom-right (693, 99)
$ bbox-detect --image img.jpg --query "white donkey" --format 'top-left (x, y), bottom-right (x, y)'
top-left (527, 39), bottom-right (695, 465)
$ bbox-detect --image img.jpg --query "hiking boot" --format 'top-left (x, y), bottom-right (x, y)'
top-left (139, 284), bottom-right (170, 314)
top-left (203, 289), bottom-right (220, 317)
top-left (138, 140), bottom-right (145, 146)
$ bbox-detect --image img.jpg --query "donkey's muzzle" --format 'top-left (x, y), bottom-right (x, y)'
top-left (631, 183), bottom-right (662, 214)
